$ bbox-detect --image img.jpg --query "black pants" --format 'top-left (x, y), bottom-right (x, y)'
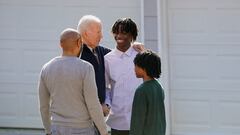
top-left (111, 128), bottom-right (129, 135)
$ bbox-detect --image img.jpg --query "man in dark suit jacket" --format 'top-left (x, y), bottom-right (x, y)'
top-left (80, 44), bottom-right (111, 105)
top-left (77, 15), bottom-right (111, 116)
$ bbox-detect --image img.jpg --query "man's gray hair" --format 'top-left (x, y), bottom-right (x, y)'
top-left (77, 15), bottom-right (101, 34)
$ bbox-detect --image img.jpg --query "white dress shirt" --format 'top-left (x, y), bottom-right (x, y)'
top-left (104, 46), bottom-right (142, 130)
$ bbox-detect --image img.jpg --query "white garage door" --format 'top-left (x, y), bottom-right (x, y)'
top-left (0, 0), bottom-right (141, 128)
top-left (168, 0), bottom-right (240, 135)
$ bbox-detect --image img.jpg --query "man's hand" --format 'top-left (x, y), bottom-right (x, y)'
top-left (102, 104), bottom-right (110, 117)
top-left (132, 42), bottom-right (145, 53)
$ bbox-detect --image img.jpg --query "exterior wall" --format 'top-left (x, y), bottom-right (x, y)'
top-left (144, 0), bottom-right (158, 52)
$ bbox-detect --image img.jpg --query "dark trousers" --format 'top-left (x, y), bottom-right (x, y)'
top-left (111, 128), bottom-right (129, 135)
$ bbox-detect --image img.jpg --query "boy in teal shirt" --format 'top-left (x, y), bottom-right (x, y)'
top-left (130, 50), bottom-right (166, 135)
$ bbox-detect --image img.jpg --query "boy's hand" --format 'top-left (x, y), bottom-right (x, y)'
top-left (132, 42), bottom-right (145, 53)
top-left (102, 104), bottom-right (110, 116)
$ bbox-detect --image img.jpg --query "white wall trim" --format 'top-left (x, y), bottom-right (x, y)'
top-left (157, 0), bottom-right (171, 135)
top-left (140, 0), bottom-right (145, 43)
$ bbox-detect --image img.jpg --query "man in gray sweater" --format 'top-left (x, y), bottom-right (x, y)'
top-left (38, 28), bottom-right (108, 135)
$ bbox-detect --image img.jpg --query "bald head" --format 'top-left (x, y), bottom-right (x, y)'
top-left (60, 28), bottom-right (80, 43)
top-left (60, 28), bottom-right (81, 56)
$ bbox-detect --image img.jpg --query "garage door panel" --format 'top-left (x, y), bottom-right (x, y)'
top-left (0, 28), bottom-right (60, 41)
top-left (102, 0), bottom-right (139, 8)
top-left (0, 117), bottom-right (42, 128)
top-left (173, 100), bottom-right (211, 125)
top-left (0, 83), bottom-right (38, 93)
top-left (0, 5), bottom-right (64, 41)
top-left (0, 49), bottom-right (17, 72)
top-left (0, 5), bottom-right (61, 30)
top-left (22, 93), bottom-right (40, 117)
top-left (0, 42), bottom-right (59, 84)
top-left (17, 7), bottom-right (60, 29)
top-left (216, 0), bottom-right (240, 9)
top-left (170, 55), bottom-right (209, 78)
top-left (171, 91), bottom-right (240, 134)
top-left (0, 93), bottom-right (19, 116)
top-left (172, 80), bottom-right (240, 92)
top-left (216, 11), bottom-right (240, 33)
top-left (0, 0), bottom-right (59, 6)
top-left (50, 0), bottom-right (140, 8)
top-left (170, 35), bottom-right (240, 45)
top-left (171, 91), bottom-right (211, 134)
top-left (171, 80), bottom-right (212, 91)
top-left (216, 94), bottom-right (240, 134)
top-left (169, 2), bottom-right (240, 45)
top-left (169, 9), bottom-right (207, 34)
top-left (218, 101), bottom-right (240, 126)
top-left (0, 29), bottom-right (60, 41)
top-left (0, 83), bottom-right (41, 128)
top-left (217, 58), bottom-right (240, 78)
top-left (216, 48), bottom-right (240, 79)
top-left (0, 0), bottom-right (137, 7)
top-left (215, 47), bottom-right (240, 90)
top-left (169, 0), bottom-right (209, 8)
top-left (170, 46), bottom-right (211, 87)
top-left (16, 30), bottom-right (61, 41)
top-left (23, 49), bottom-right (58, 73)
top-left (15, 40), bottom-right (59, 49)
top-left (0, 6), bottom-right (17, 27)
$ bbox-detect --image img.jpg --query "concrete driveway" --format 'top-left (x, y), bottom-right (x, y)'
top-left (0, 128), bottom-right (111, 135)
top-left (0, 129), bottom-right (44, 135)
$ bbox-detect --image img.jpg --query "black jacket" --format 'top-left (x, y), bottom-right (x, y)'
top-left (80, 44), bottom-right (111, 104)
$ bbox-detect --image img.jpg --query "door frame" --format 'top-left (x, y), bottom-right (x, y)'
top-left (140, 0), bottom-right (170, 134)
top-left (157, 0), bottom-right (171, 135)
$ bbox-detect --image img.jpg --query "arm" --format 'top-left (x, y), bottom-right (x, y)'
top-left (130, 89), bottom-right (146, 135)
top-left (103, 58), bottom-right (112, 116)
top-left (104, 58), bottom-right (112, 107)
top-left (83, 64), bottom-right (108, 135)
top-left (102, 46), bottom-right (112, 56)
top-left (38, 70), bottom-right (51, 134)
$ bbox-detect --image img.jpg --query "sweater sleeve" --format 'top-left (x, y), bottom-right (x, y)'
top-left (130, 88), bottom-right (147, 135)
top-left (38, 70), bottom-right (51, 134)
top-left (83, 64), bottom-right (108, 135)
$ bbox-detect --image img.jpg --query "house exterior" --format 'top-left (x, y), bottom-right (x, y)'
top-left (1, 0), bottom-right (240, 135)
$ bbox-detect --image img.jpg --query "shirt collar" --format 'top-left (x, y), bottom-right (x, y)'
top-left (86, 45), bottom-right (94, 52)
top-left (114, 46), bottom-right (134, 57)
